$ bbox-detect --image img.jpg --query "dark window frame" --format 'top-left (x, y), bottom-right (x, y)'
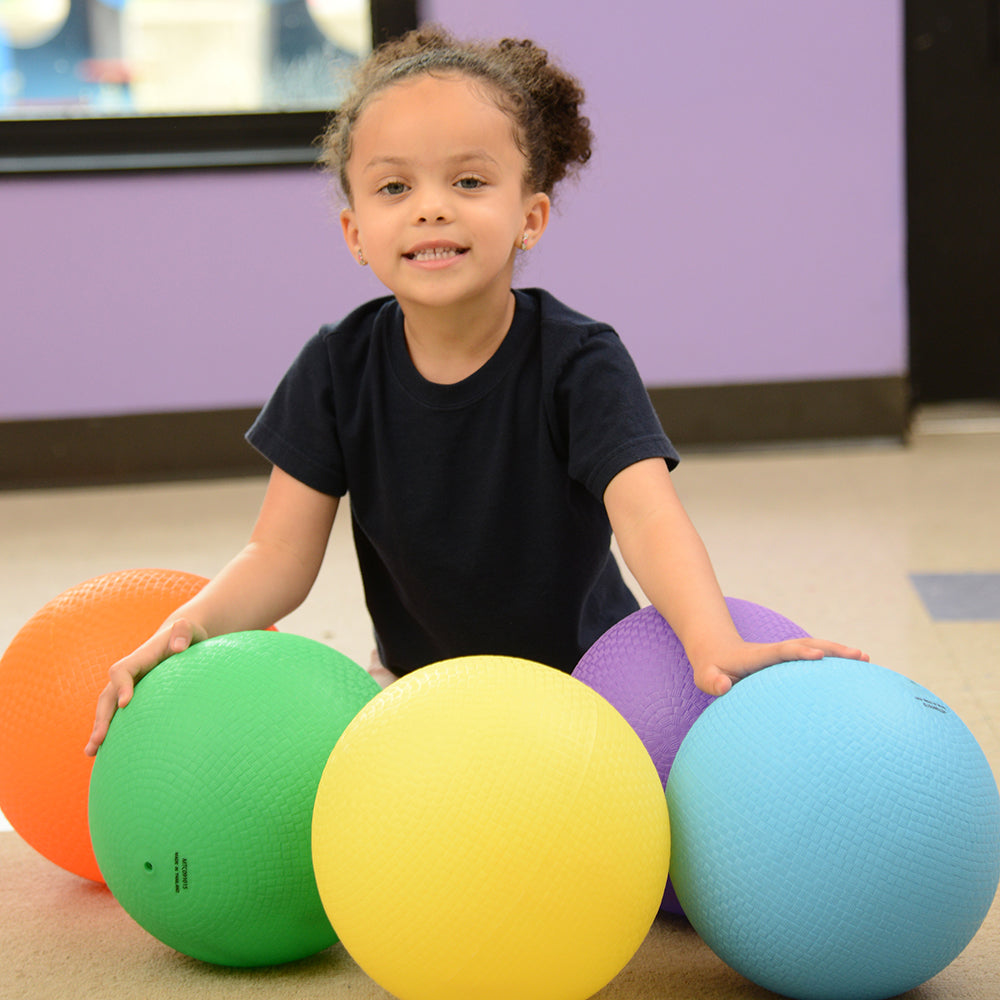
top-left (0, 0), bottom-right (417, 175)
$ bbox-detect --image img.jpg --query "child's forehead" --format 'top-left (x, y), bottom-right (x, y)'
top-left (364, 71), bottom-right (504, 120)
top-left (352, 73), bottom-right (522, 164)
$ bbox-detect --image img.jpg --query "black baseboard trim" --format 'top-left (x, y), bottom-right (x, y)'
top-left (1, 376), bottom-right (908, 490)
top-left (0, 409), bottom-right (268, 490)
top-left (649, 376), bottom-right (909, 450)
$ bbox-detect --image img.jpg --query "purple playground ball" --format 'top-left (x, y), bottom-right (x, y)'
top-left (572, 597), bottom-right (809, 914)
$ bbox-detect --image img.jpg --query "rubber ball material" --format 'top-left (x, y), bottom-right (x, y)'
top-left (89, 630), bottom-right (381, 966)
top-left (312, 656), bottom-right (670, 1000)
top-left (666, 658), bottom-right (1000, 1000)
top-left (0, 568), bottom-right (209, 881)
top-left (573, 597), bottom-right (808, 913)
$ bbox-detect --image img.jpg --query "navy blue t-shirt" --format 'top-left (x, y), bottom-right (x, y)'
top-left (246, 288), bottom-right (678, 674)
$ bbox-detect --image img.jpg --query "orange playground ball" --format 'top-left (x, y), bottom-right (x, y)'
top-left (0, 568), bottom-right (210, 881)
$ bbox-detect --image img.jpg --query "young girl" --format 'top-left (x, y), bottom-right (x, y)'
top-left (86, 27), bottom-right (865, 756)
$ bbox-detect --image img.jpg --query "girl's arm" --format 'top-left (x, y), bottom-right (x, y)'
top-left (604, 458), bottom-right (867, 696)
top-left (85, 466), bottom-right (339, 754)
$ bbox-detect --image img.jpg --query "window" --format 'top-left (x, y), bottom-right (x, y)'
top-left (0, 0), bottom-right (418, 172)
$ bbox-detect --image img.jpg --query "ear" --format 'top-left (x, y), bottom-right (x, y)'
top-left (519, 192), bottom-right (551, 251)
top-left (340, 207), bottom-right (363, 263)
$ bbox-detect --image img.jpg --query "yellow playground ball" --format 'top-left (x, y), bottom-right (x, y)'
top-left (312, 656), bottom-right (670, 1000)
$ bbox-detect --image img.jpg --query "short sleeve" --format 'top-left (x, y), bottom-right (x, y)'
top-left (550, 324), bottom-right (679, 499)
top-left (245, 329), bottom-right (348, 497)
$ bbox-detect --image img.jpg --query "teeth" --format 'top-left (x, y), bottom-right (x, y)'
top-left (410, 248), bottom-right (462, 261)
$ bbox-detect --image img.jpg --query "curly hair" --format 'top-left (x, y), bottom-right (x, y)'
top-left (320, 25), bottom-right (593, 202)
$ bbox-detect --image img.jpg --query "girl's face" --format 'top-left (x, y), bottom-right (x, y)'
top-left (340, 73), bottom-right (549, 318)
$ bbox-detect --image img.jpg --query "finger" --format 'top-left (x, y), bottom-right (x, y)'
top-left (114, 671), bottom-right (136, 708)
top-left (782, 642), bottom-right (826, 661)
top-left (791, 639), bottom-right (869, 663)
top-left (166, 618), bottom-right (209, 656)
top-left (85, 620), bottom-right (202, 756)
top-left (693, 663), bottom-right (733, 697)
top-left (114, 621), bottom-right (185, 692)
top-left (711, 672), bottom-right (734, 696)
top-left (822, 642), bottom-right (869, 662)
top-left (84, 683), bottom-right (121, 757)
top-left (85, 644), bottom-right (151, 754)
top-left (167, 620), bottom-right (193, 653)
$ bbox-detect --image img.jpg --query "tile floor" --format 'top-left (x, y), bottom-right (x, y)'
top-left (1, 405), bottom-right (999, 834)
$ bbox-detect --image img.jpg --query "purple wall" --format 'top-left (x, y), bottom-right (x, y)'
top-left (0, 1), bottom-right (904, 422)
top-left (2, 168), bottom-right (382, 419)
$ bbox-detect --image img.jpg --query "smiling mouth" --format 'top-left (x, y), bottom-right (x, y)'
top-left (404, 247), bottom-right (469, 262)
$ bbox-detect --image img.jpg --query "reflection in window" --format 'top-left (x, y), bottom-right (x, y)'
top-left (0, 0), bottom-right (371, 117)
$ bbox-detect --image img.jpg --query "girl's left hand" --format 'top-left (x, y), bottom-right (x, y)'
top-left (690, 638), bottom-right (870, 697)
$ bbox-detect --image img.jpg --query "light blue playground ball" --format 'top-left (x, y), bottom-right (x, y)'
top-left (666, 658), bottom-right (1000, 1000)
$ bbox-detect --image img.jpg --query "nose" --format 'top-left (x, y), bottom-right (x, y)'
top-left (412, 183), bottom-right (452, 224)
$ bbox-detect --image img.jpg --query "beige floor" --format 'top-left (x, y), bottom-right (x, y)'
top-left (2, 405), bottom-right (999, 844)
top-left (1, 407), bottom-right (999, 1000)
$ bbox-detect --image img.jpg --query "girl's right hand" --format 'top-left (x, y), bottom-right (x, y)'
top-left (84, 618), bottom-right (207, 757)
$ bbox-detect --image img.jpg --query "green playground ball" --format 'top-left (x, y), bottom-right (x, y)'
top-left (88, 630), bottom-right (381, 967)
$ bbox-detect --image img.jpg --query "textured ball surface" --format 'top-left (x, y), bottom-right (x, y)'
top-left (573, 597), bottom-right (808, 912)
top-left (0, 567), bottom-right (209, 881)
top-left (89, 630), bottom-right (380, 966)
top-left (312, 656), bottom-right (670, 1000)
top-left (666, 658), bottom-right (1000, 1000)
